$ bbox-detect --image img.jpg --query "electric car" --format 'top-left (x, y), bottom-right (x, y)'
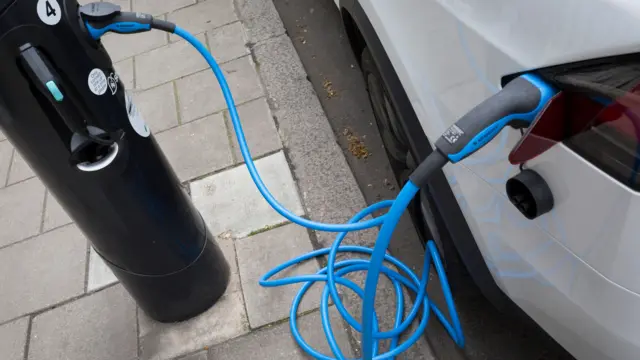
top-left (334, 1), bottom-right (640, 359)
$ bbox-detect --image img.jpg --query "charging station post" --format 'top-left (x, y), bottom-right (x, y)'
top-left (0, 0), bottom-right (230, 322)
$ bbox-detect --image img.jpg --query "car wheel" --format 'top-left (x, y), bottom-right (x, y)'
top-left (361, 47), bottom-right (409, 172)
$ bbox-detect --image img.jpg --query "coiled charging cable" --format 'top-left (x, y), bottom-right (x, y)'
top-left (172, 26), bottom-right (464, 359)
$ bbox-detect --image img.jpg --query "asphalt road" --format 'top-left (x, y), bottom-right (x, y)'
top-left (272, 1), bottom-right (576, 359)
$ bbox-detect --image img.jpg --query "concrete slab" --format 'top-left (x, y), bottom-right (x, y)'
top-left (43, 190), bottom-right (73, 232)
top-left (228, 97), bottom-right (281, 162)
top-left (132, 0), bottom-right (196, 16)
top-left (0, 317), bottom-right (29, 360)
top-left (0, 140), bottom-right (12, 186)
top-left (7, 150), bottom-right (35, 185)
top-left (208, 308), bottom-right (354, 359)
top-left (155, 113), bottom-right (233, 181)
top-left (167, 0), bottom-right (237, 43)
top-left (0, 224), bottom-right (86, 323)
top-left (0, 178), bottom-right (45, 248)
top-left (134, 83), bottom-right (179, 133)
top-left (29, 285), bottom-right (137, 360)
top-left (135, 34), bottom-right (208, 90)
top-left (176, 56), bottom-right (264, 123)
top-left (177, 351), bottom-right (207, 360)
top-left (87, 247), bottom-right (118, 292)
top-left (191, 151), bottom-right (303, 237)
top-left (114, 58), bottom-right (135, 90)
top-left (235, 224), bottom-right (322, 328)
top-left (206, 22), bottom-right (250, 64)
top-left (139, 291), bottom-right (249, 360)
top-left (102, 29), bottom-right (168, 64)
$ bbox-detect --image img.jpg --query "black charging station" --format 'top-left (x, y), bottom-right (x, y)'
top-left (0, 0), bottom-right (229, 322)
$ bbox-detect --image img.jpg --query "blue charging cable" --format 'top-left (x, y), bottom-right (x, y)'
top-left (173, 26), bottom-right (464, 359)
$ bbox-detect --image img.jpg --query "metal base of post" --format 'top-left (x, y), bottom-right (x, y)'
top-left (101, 229), bottom-right (230, 323)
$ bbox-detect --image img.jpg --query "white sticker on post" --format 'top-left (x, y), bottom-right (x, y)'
top-left (88, 69), bottom-right (108, 95)
top-left (125, 92), bottom-right (151, 138)
top-left (37, 0), bottom-right (62, 26)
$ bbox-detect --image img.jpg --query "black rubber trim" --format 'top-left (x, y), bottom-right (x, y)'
top-left (341, 0), bottom-right (515, 311)
top-left (151, 18), bottom-right (176, 33)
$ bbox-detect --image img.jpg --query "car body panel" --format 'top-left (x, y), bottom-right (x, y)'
top-left (336, 0), bottom-right (640, 358)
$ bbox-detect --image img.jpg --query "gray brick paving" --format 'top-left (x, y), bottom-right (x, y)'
top-left (236, 224), bottom-right (322, 328)
top-left (87, 247), bottom-right (119, 292)
top-left (0, 178), bottom-right (45, 248)
top-left (176, 56), bottom-right (264, 123)
top-left (114, 58), bottom-right (135, 90)
top-left (0, 0), bottom-right (379, 358)
top-left (0, 224), bottom-right (86, 323)
top-left (135, 34), bottom-right (208, 90)
top-left (206, 22), bottom-right (250, 63)
top-left (133, 0), bottom-right (196, 16)
top-left (155, 113), bottom-right (233, 182)
top-left (167, 0), bottom-right (237, 43)
top-left (191, 151), bottom-right (303, 237)
top-left (7, 149), bottom-right (35, 185)
top-left (0, 140), bottom-right (11, 185)
top-left (208, 307), bottom-right (354, 359)
top-left (42, 190), bottom-right (73, 232)
top-left (134, 83), bottom-right (179, 133)
top-left (139, 291), bottom-right (249, 360)
top-left (228, 97), bottom-right (281, 162)
top-left (29, 285), bottom-right (137, 360)
top-left (0, 317), bottom-right (28, 360)
top-left (109, 0), bottom-right (131, 12)
top-left (102, 29), bottom-right (168, 64)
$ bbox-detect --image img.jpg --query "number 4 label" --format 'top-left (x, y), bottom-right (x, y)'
top-left (37, 0), bottom-right (61, 26)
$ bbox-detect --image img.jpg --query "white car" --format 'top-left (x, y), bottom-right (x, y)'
top-left (333, 0), bottom-right (640, 359)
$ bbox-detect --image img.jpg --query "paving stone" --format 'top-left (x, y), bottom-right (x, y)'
top-left (0, 140), bottom-right (12, 185)
top-left (177, 351), bottom-right (208, 360)
top-left (102, 28), bottom-right (168, 63)
top-left (87, 246), bottom-right (118, 292)
top-left (29, 285), bottom-right (137, 360)
top-left (0, 224), bottom-right (86, 323)
top-left (236, 224), bottom-right (322, 328)
top-left (0, 178), bottom-right (45, 248)
top-left (217, 234), bottom-right (242, 294)
top-left (208, 308), bottom-right (354, 359)
top-left (235, 0), bottom-right (285, 44)
top-left (206, 21), bottom-right (250, 63)
top-left (228, 97), bottom-right (281, 162)
top-left (167, 0), bottom-right (237, 42)
top-left (7, 149), bottom-right (35, 185)
top-left (135, 34), bottom-right (208, 90)
top-left (0, 317), bottom-right (29, 360)
top-left (114, 58), bottom-right (134, 90)
top-left (176, 56), bottom-right (263, 122)
top-left (43, 190), bottom-right (73, 232)
top-left (133, 83), bottom-right (179, 133)
top-left (139, 291), bottom-right (248, 360)
top-left (133, 0), bottom-right (196, 16)
top-left (155, 113), bottom-right (232, 181)
top-left (191, 151), bottom-right (303, 237)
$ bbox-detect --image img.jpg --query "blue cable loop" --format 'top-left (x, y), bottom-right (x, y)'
top-left (174, 26), bottom-right (464, 359)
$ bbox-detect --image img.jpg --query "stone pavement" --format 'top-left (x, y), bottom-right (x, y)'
top-left (0, 0), bottom-right (394, 359)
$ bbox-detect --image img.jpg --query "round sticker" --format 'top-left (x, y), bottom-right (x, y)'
top-left (125, 92), bottom-right (151, 137)
top-left (88, 69), bottom-right (107, 95)
top-left (37, 0), bottom-right (62, 26)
